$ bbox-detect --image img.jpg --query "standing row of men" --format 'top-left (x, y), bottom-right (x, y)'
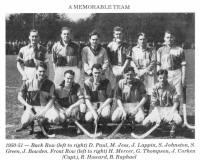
top-left (16, 26), bottom-right (186, 138)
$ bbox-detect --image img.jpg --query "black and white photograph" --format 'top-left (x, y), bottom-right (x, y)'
top-left (6, 13), bottom-right (195, 139)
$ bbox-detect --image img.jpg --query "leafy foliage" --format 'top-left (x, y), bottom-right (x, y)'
top-left (6, 13), bottom-right (194, 44)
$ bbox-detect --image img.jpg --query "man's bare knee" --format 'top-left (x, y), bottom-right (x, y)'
top-left (101, 105), bottom-right (111, 119)
top-left (21, 110), bottom-right (34, 127)
top-left (135, 110), bottom-right (145, 123)
top-left (111, 108), bottom-right (122, 123)
top-left (85, 112), bottom-right (93, 122)
top-left (80, 104), bottom-right (87, 113)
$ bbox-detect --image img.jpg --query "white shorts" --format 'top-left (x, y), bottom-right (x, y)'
top-left (143, 106), bottom-right (182, 125)
top-left (168, 69), bottom-right (182, 96)
top-left (24, 67), bottom-right (36, 80)
top-left (112, 103), bottom-right (145, 123)
top-left (21, 105), bottom-right (66, 126)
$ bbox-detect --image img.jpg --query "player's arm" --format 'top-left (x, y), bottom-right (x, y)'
top-left (51, 44), bottom-right (57, 71)
top-left (16, 49), bottom-right (27, 80)
top-left (98, 82), bottom-right (113, 112)
top-left (68, 87), bottom-right (85, 111)
top-left (102, 48), bottom-right (109, 72)
top-left (18, 82), bottom-right (32, 110)
top-left (136, 96), bottom-right (147, 111)
top-left (171, 87), bottom-right (180, 111)
top-left (135, 83), bottom-right (147, 110)
top-left (17, 62), bottom-right (26, 79)
top-left (18, 94), bottom-right (32, 110)
top-left (36, 84), bottom-right (56, 117)
top-left (76, 44), bottom-right (82, 69)
top-left (116, 84), bottom-right (126, 120)
top-left (82, 48), bottom-right (92, 75)
top-left (156, 48), bottom-right (161, 71)
top-left (84, 83), bottom-right (98, 117)
top-left (44, 48), bottom-right (50, 76)
top-left (121, 48), bottom-right (132, 74)
top-left (181, 49), bottom-right (186, 87)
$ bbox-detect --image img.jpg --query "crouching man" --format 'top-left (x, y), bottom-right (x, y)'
top-left (111, 67), bottom-right (147, 126)
top-left (143, 69), bottom-right (182, 138)
top-left (84, 63), bottom-right (113, 127)
top-left (17, 62), bottom-right (57, 135)
top-left (54, 70), bottom-right (85, 133)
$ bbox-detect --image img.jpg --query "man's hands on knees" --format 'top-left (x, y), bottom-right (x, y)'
top-left (97, 108), bottom-right (102, 115)
top-left (121, 109), bottom-right (127, 120)
top-left (65, 107), bottom-right (72, 118)
top-left (93, 111), bottom-right (99, 123)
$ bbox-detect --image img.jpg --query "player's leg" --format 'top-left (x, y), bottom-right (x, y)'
top-left (111, 107), bottom-right (123, 123)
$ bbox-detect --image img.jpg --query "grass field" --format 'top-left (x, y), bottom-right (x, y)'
top-left (6, 50), bottom-right (195, 139)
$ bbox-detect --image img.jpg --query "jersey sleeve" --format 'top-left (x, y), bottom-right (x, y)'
top-left (84, 82), bottom-right (91, 100)
top-left (49, 83), bottom-right (56, 99)
top-left (170, 86), bottom-right (179, 103)
top-left (102, 48), bottom-right (109, 71)
top-left (138, 82), bottom-right (147, 99)
top-left (82, 48), bottom-right (92, 75)
top-left (156, 48), bottom-right (162, 67)
top-left (116, 83), bottom-right (122, 100)
top-left (180, 48), bottom-right (186, 66)
top-left (44, 48), bottom-right (49, 63)
top-left (106, 81), bottom-right (114, 98)
top-left (151, 86), bottom-right (159, 107)
top-left (77, 85), bottom-right (84, 99)
top-left (18, 81), bottom-right (28, 99)
top-left (16, 47), bottom-right (24, 65)
top-left (51, 44), bottom-right (57, 64)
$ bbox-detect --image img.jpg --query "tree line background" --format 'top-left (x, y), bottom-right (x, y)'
top-left (6, 13), bottom-right (194, 45)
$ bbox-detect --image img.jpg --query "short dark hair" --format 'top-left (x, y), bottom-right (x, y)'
top-left (61, 27), bottom-right (71, 33)
top-left (156, 69), bottom-right (168, 76)
top-left (89, 30), bottom-right (100, 38)
top-left (124, 67), bottom-right (135, 74)
top-left (113, 26), bottom-right (123, 33)
top-left (92, 63), bottom-right (102, 71)
top-left (29, 29), bottom-right (39, 35)
top-left (64, 70), bottom-right (75, 76)
top-left (36, 62), bottom-right (47, 70)
top-left (164, 30), bottom-right (173, 36)
top-left (137, 32), bottom-right (146, 39)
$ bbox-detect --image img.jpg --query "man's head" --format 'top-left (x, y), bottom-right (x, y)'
top-left (92, 63), bottom-right (102, 81)
top-left (113, 26), bottom-right (123, 43)
top-left (157, 69), bottom-right (168, 87)
top-left (164, 30), bottom-right (175, 46)
top-left (137, 32), bottom-right (147, 48)
top-left (61, 27), bottom-right (71, 43)
top-left (123, 67), bottom-right (136, 83)
top-left (64, 70), bottom-right (75, 86)
top-left (36, 62), bottom-right (47, 81)
top-left (89, 30), bottom-right (100, 48)
top-left (29, 29), bottom-right (39, 46)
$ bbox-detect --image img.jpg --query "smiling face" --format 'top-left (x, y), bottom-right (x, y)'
top-left (138, 34), bottom-right (147, 48)
top-left (36, 66), bottom-right (46, 81)
top-left (29, 31), bottom-right (39, 46)
top-left (89, 34), bottom-right (99, 48)
top-left (113, 30), bottom-right (123, 43)
top-left (61, 29), bottom-right (71, 43)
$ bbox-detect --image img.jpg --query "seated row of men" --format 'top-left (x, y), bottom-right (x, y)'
top-left (18, 62), bottom-right (181, 138)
